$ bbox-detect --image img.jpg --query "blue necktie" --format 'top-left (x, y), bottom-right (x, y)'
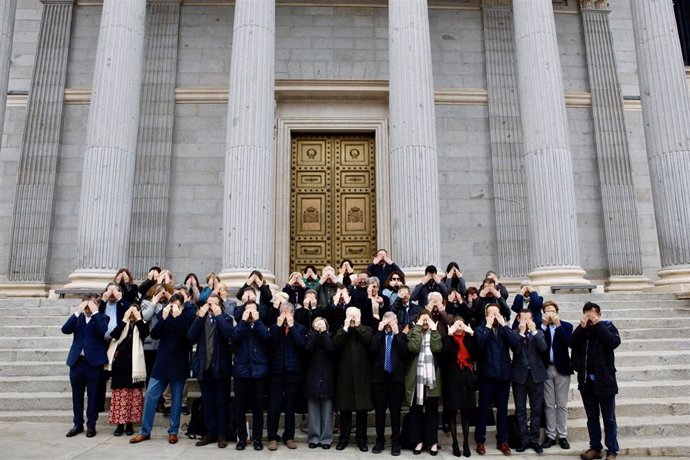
top-left (384, 333), bottom-right (393, 373)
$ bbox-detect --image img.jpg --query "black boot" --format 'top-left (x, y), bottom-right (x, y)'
top-left (114, 424), bottom-right (124, 436)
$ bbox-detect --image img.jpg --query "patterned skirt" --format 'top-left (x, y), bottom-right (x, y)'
top-left (108, 387), bottom-right (144, 425)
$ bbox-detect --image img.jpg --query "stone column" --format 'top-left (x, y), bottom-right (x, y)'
top-left (388, 0), bottom-right (441, 276)
top-left (66, 0), bottom-right (147, 289)
top-left (219, 0), bottom-right (276, 287)
top-left (581, 0), bottom-right (651, 291)
top-left (129, 0), bottom-right (181, 278)
top-left (631, 0), bottom-right (690, 294)
top-left (482, 0), bottom-right (531, 288)
top-left (513, 0), bottom-right (590, 288)
top-left (3, 0), bottom-right (74, 297)
top-left (0, 0), bottom-right (17, 148)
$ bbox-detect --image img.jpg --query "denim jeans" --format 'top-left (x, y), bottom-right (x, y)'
top-left (139, 377), bottom-right (185, 436)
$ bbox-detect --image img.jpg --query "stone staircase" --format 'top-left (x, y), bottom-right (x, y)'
top-left (0, 294), bottom-right (688, 455)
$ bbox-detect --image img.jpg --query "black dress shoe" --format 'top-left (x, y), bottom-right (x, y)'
top-left (66, 426), bottom-right (84, 437)
top-left (373, 442), bottom-right (385, 454)
top-left (413, 444), bottom-right (423, 455)
top-left (530, 442), bottom-right (544, 454)
top-left (162, 407), bottom-right (171, 417)
top-left (336, 440), bottom-right (348, 451)
top-left (309, 443), bottom-right (319, 449)
top-left (391, 443), bottom-right (401, 456)
top-left (181, 406), bottom-right (190, 416)
top-left (463, 442), bottom-right (471, 458)
top-left (452, 442), bottom-right (461, 457)
top-left (114, 424), bottom-right (124, 436)
top-left (516, 444), bottom-right (527, 453)
top-left (322, 444), bottom-right (331, 450)
top-left (559, 438), bottom-right (570, 450)
top-left (430, 447), bottom-right (439, 456)
top-left (236, 442), bottom-right (246, 451)
top-left (86, 429), bottom-right (96, 438)
top-left (125, 423), bottom-right (134, 436)
top-left (195, 436), bottom-right (218, 447)
top-left (253, 440), bottom-right (264, 451)
top-left (358, 443), bottom-right (369, 452)
top-left (542, 438), bottom-right (556, 449)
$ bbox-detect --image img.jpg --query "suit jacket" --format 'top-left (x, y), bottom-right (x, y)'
top-left (370, 330), bottom-right (409, 384)
top-left (510, 329), bottom-right (548, 384)
top-left (569, 321), bottom-right (621, 395)
top-left (473, 295), bottom-right (510, 326)
top-left (150, 304), bottom-right (196, 381)
top-left (187, 313), bottom-right (234, 380)
top-left (268, 321), bottom-right (307, 376)
top-left (391, 299), bottom-right (422, 327)
top-left (542, 321), bottom-right (574, 375)
top-left (474, 324), bottom-right (519, 381)
top-left (62, 313), bottom-right (110, 367)
top-left (231, 319), bottom-right (271, 379)
top-left (411, 281), bottom-right (449, 308)
top-left (510, 292), bottom-right (544, 328)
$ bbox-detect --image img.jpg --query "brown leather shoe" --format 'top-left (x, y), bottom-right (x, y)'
top-left (285, 439), bottom-right (297, 449)
top-left (129, 434), bottom-right (150, 444)
top-left (498, 443), bottom-right (511, 455)
top-left (218, 436), bottom-right (227, 448)
top-left (169, 434), bottom-right (178, 444)
top-left (476, 443), bottom-right (486, 455)
top-left (580, 449), bottom-right (603, 460)
top-left (268, 440), bottom-right (279, 451)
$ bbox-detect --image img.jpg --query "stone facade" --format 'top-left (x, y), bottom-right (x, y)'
top-left (1, 0), bottom-right (687, 294)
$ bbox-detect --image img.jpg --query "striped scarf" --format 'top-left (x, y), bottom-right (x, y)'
top-left (415, 331), bottom-right (436, 405)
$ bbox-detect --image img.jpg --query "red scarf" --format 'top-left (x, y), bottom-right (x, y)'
top-left (453, 332), bottom-right (472, 370)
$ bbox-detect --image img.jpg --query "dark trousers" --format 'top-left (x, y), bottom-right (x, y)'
top-left (95, 370), bottom-right (111, 412)
top-left (372, 378), bottom-right (403, 445)
top-left (408, 396), bottom-right (439, 447)
top-left (580, 381), bottom-right (619, 455)
top-left (144, 350), bottom-right (157, 387)
top-left (512, 374), bottom-right (544, 445)
top-left (199, 370), bottom-right (231, 438)
top-left (267, 376), bottom-right (299, 441)
top-left (339, 409), bottom-right (368, 445)
top-left (475, 378), bottom-right (510, 445)
top-left (235, 377), bottom-right (265, 442)
top-left (69, 358), bottom-right (103, 430)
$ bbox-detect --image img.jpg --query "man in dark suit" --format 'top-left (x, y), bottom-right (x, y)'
top-left (541, 300), bottom-right (574, 450)
top-left (569, 302), bottom-right (621, 460)
top-left (411, 265), bottom-right (449, 308)
top-left (366, 249), bottom-right (401, 285)
top-left (370, 311), bottom-right (408, 456)
top-left (188, 294), bottom-right (235, 448)
top-left (391, 285), bottom-right (421, 328)
top-left (62, 294), bottom-right (110, 438)
top-left (474, 304), bottom-right (519, 456)
top-left (511, 309), bottom-right (548, 453)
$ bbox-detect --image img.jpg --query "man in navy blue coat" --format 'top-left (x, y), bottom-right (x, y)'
top-left (267, 303), bottom-right (307, 451)
top-left (541, 300), bottom-right (574, 450)
top-left (62, 294), bottom-right (109, 438)
top-left (188, 294), bottom-right (234, 448)
top-left (232, 300), bottom-right (271, 451)
top-left (130, 293), bottom-right (195, 445)
top-left (474, 304), bottom-right (519, 456)
top-left (366, 249), bottom-right (401, 286)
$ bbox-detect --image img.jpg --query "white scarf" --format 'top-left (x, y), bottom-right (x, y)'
top-left (105, 321), bottom-right (146, 383)
top-left (415, 330), bottom-right (436, 405)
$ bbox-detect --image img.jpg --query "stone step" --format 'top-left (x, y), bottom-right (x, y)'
top-left (2, 316), bottom-right (71, 326)
top-left (0, 376), bottom-right (71, 393)
top-left (0, 336), bottom-right (76, 349)
top-left (616, 350), bottom-right (690, 366)
top-left (0, 306), bottom-right (72, 316)
top-left (0, 325), bottom-right (65, 337)
top-left (617, 380), bottom-right (690, 398)
top-left (0, 348), bottom-right (68, 362)
top-left (618, 337), bottom-right (690, 351)
top-left (0, 361), bottom-right (67, 377)
top-left (619, 326), bottom-right (690, 339)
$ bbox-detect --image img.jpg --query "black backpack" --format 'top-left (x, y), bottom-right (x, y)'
top-left (184, 397), bottom-right (206, 439)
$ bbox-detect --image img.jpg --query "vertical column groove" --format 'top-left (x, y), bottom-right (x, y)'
top-left (128, 1), bottom-right (181, 278)
top-left (7, 0), bottom-right (73, 283)
top-left (388, 0), bottom-right (441, 271)
top-left (482, 1), bottom-right (531, 279)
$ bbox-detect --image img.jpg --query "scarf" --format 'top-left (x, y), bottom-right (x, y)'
top-left (105, 322), bottom-right (146, 383)
top-left (453, 332), bottom-right (472, 370)
top-left (415, 331), bottom-right (436, 405)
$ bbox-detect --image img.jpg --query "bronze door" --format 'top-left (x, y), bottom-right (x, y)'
top-left (290, 134), bottom-right (376, 274)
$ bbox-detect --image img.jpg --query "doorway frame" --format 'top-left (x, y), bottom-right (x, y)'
top-left (275, 104), bottom-right (391, 283)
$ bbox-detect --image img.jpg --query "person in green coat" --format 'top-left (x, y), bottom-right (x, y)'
top-left (333, 306), bottom-right (374, 452)
top-left (404, 310), bottom-right (443, 455)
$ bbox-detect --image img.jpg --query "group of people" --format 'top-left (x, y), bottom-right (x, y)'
top-left (62, 249), bottom-right (621, 460)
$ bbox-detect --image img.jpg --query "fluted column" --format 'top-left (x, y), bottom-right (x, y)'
top-left (631, 0), bottom-right (690, 294)
top-left (513, 0), bottom-right (589, 288)
top-left (2, 0), bottom-right (73, 297)
top-left (482, 0), bottom-right (530, 287)
top-left (129, 0), bottom-right (181, 279)
top-left (66, 0), bottom-right (147, 289)
top-left (0, 0), bottom-right (17, 148)
top-left (388, 0), bottom-right (441, 274)
top-left (581, 1), bottom-right (651, 291)
top-left (220, 0), bottom-right (276, 286)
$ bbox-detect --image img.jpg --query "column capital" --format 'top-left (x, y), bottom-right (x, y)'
top-left (39, 0), bottom-right (75, 5)
top-left (482, 0), bottom-right (512, 8)
top-left (580, 0), bottom-right (609, 11)
top-left (148, 0), bottom-right (182, 5)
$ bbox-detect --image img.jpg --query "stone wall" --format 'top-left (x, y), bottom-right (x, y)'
top-left (0, 0), bottom-right (665, 286)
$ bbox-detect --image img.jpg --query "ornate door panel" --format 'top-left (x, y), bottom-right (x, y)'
top-left (291, 135), bottom-right (376, 274)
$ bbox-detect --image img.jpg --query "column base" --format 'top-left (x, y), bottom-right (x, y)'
top-left (500, 278), bottom-right (528, 294)
top-left (605, 275), bottom-right (654, 292)
top-left (528, 268), bottom-right (601, 294)
top-left (0, 283), bottom-right (50, 298)
top-left (218, 269), bottom-right (277, 292)
top-left (64, 270), bottom-right (116, 290)
top-left (649, 268), bottom-right (690, 296)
